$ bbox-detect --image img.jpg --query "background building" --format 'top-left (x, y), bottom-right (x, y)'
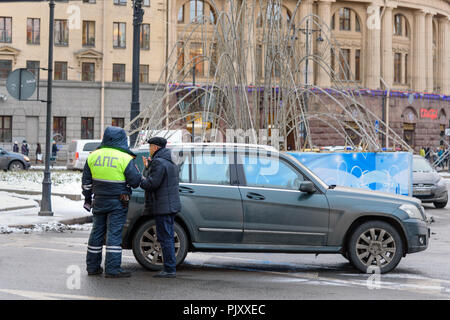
top-left (0, 0), bottom-right (449, 158)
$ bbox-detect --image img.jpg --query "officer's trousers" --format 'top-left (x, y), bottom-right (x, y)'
top-left (86, 207), bottom-right (127, 275)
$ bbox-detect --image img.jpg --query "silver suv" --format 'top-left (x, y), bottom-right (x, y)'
top-left (123, 143), bottom-right (430, 274)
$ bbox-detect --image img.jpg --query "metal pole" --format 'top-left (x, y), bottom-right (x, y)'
top-left (39, 0), bottom-right (55, 216)
top-left (303, 19), bottom-right (310, 150)
top-left (130, 0), bottom-right (144, 147)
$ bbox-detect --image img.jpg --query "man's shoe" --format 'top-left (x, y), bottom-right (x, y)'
top-left (105, 271), bottom-right (132, 278)
top-left (87, 267), bottom-right (103, 276)
top-left (153, 271), bottom-right (176, 278)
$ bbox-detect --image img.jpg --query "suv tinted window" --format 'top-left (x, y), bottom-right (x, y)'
top-left (83, 142), bottom-right (100, 152)
top-left (241, 155), bottom-right (304, 190)
top-left (179, 155), bottom-right (190, 183)
top-left (192, 153), bottom-right (230, 185)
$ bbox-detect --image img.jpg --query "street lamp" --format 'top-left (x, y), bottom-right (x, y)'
top-left (129, 0), bottom-right (144, 147)
top-left (39, 0), bottom-right (55, 216)
top-left (295, 19), bottom-right (323, 150)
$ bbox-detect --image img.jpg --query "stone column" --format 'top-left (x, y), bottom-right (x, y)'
top-left (413, 10), bottom-right (426, 92)
top-left (437, 17), bottom-right (450, 94)
top-left (425, 13), bottom-right (434, 92)
top-left (365, 3), bottom-right (381, 89)
top-left (300, 0), bottom-right (314, 85)
top-left (316, 0), bottom-right (333, 87)
top-left (381, 6), bottom-right (394, 87)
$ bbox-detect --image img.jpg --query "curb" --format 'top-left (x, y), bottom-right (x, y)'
top-left (0, 188), bottom-right (82, 201)
top-left (0, 204), bottom-right (38, 212)
top-left (6, 215), bottom-right (93, 229)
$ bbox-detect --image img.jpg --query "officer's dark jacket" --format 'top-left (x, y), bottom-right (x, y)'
top-left (140, 147), bottom-right (181, 215)
top-left (82, 127), bottom-right (142, 212)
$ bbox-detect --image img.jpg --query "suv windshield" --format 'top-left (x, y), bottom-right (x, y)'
top-left (413, 157), bottom-right (434, 173)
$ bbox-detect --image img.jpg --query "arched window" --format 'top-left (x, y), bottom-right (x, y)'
top-left (177, 1), bottom-right (217, 25)
top-left (331, 7), bottom-right (361, 32)
top-left (256, 3), bottom-right (292, 28)
top-left (393, 14), bottom-right (409, 37)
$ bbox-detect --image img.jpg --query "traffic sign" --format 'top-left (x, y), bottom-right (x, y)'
top-left (6, 69), bottom-right (37, 100)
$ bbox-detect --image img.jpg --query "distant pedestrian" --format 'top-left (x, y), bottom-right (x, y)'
top-left (36, 143), bottom-right (42, 164)
top-left (21, 140), bottom-right (29, 156)
top-left (13, 141), bottom-right (19, 153)
top-left (419, 147), bottom-right (425, 157)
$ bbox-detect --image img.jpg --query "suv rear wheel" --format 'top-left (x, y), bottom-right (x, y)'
top-left (348, 220), bottom-right (404, 274)
top-left (132, 219), bottom-right (188, 271)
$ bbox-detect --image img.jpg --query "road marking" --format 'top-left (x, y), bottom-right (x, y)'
top-left (0, 289), bottom-right (112, 300)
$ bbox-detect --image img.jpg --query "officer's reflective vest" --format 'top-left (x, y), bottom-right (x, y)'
top-left (87, 147), bottom-right (133, 183)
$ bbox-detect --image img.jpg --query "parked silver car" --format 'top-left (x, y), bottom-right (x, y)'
top-left (0, 147), bottom-right (31, 171)
top-left (412, 155), bottom-right (448, 208)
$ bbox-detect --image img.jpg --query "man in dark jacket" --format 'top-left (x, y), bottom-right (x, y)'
top-left (140, 136), bottom-right (181, 278)
top-left (82, 126), bottom-right (142, 278)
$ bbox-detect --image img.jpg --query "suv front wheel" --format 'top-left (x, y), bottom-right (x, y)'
top-left (348, 220), bottom-right (404, 274)
top-left (132, 219), bottom-right (188, 271)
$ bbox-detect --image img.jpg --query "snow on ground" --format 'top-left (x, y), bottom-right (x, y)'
top-left (0, 222), bottom-right (92, 234)
top-left (0, 170), bottom-right (82, 195)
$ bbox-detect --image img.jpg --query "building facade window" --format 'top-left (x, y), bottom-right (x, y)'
top-left (0, 17), bottom-right (12, 43)
top-left (190, 0), bottom-right (204, 23)
top-left (139, 64), bottom-right (149, 83)
top-left (0, 116), bottom-right (12, 143)
top-left (27, 18), bottom-right (40, 44)
top-left (339, 48), bottom-right (350, 80)
top-left (114, 0), bottom-right (126, 5)
top-left (82, 21), bottom-right (95, 47)
top-left (82, 62), bottom-right (95, 81)
top-left (0, 59), bottom-right (12, 79)
top-left (178, 5), bottom-right (185, 23)
top-left (112, 118), bottom-right (124, 128)
top-left (26, 60), bottom-right (40, 78)
top-left (339, 8), bottom-right (351, 31)
top-left (83, 0), bottom-right (96, 3)
top-left (405, 53), bottom-right (408, 85)
top-left (190, 42), bottom-right (204, 76)
top-left (355, 49), bottom-right (360, 81)
top-left (112, 63), bottom-right (125, 82)
top-left (113, 22), bottom-right (126, 48)
top-left (81, 117), bottom-right (94, 139)
top-left (177, 42), bottom-right (185, 74)
top-left (140, 24), bottom-right (150, 50)
top-left (54, 19), bottom-right (69, 46)
top-left (53, 117), bottom-right (66, 143)
top-left (394, 14), bottom-right (402, 36)
top-left (54, 61), bottom-right (68, 80)
top-left (394, 52), bottom-right (402, 83)
top-left (143, 0), bottom-right (150, 7)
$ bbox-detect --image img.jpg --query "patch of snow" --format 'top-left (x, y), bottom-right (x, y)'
top-left (0, 222), bottom-right (92, 234)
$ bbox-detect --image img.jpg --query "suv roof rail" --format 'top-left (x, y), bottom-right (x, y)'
top-left (136, 142), bottom-right (279, 152)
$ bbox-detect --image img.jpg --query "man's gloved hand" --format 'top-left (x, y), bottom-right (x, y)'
top-left (83, 202), bottom-right (92, 212)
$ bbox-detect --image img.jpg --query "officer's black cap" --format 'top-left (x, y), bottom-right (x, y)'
top-left (147, 137), bottom-right (167, 148)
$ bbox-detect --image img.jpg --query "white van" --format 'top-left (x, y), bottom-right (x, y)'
top-left (66, 139), bottom-right (101, 170)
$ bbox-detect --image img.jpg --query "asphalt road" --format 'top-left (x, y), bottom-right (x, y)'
top-left (0, 201), bottom-right (449, 300)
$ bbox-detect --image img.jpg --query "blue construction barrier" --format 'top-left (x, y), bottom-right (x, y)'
top-left (288, 152), bottom-right (413, 196)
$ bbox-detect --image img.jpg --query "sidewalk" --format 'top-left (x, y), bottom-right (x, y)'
top-left (0, 191), bottom-right (92, 232)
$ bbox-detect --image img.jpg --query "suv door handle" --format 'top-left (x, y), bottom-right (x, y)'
top-left (246, 192), bottom-right (265, 200)
top-left (179, 186), bottom-right (195, 194)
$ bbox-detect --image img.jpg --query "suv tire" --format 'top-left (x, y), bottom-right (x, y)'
top-left (348, 220), bottom-right (403, 274)
top-left (132, 219), bottom-right (188, 271)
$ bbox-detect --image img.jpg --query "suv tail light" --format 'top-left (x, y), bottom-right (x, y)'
top-left (75, 152), bottom-right (79, 160)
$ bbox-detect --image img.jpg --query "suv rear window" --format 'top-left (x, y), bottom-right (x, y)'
top-left (83, 142), bottom-right (100, 152)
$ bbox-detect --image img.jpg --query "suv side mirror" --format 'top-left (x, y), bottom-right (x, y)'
top-left (299, 181), bottom-right (316, 193)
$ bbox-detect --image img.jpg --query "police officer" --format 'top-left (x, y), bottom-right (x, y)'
top-left (82, 126), bottom-right (142, 278)
top-left (140, 137), bottom-right (181, 278)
